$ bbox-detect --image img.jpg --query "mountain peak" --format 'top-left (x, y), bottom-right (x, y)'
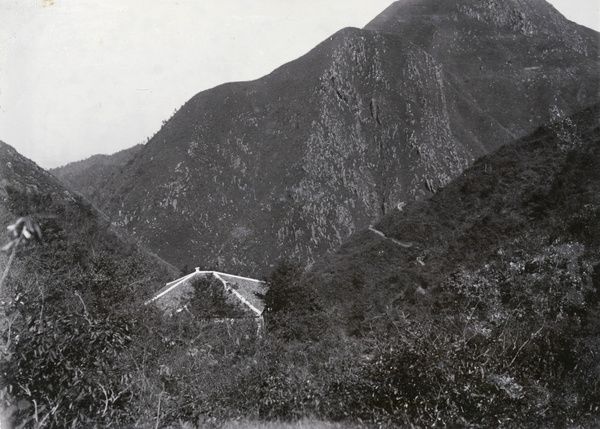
top-left (365, 0), bottom-right (596, 46)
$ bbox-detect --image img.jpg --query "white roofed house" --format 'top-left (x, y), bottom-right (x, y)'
top-left (146, 267), bottom-right (266, 329)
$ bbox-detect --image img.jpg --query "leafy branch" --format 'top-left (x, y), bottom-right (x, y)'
top-left (1, 217), bottom-right (43, 290)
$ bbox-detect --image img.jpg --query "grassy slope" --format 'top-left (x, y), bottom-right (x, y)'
top-left (0, 141), bottom-right (176, 305)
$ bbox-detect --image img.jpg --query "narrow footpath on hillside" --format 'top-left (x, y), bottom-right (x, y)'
top-left (368, 227), bottom-right (413, 248)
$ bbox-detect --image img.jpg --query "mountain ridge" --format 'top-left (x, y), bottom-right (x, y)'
top-left (50, 144), bottom-right (143, 200)
top-left (58, 0), bottom-right (599, 276)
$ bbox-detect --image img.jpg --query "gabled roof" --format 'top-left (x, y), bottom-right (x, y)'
top-left (147, 268), bottom-right (266, 316)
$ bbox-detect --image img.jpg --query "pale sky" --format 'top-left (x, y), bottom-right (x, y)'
top-left (1, 0), bottom-right (598, 169)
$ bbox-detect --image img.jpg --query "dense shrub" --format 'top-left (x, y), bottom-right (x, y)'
top-left (261, 261), bottom-right (325, 341)
top-left (187, 276), bottom-right (247, 319)
top-left (0, 186), bottom-right (171, 427)
top-left (2, 301), bottom-right (134, 427)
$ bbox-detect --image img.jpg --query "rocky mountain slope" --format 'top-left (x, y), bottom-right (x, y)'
top-left (50, 144), bottom-right (143, 200)
top-left (88, 0), bottom-right (599, 277)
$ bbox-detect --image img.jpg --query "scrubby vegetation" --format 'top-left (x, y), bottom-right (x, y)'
top-left (1, 105), bottom-right (599, 428)
top-left (0, 178), bottom-right (173, 427)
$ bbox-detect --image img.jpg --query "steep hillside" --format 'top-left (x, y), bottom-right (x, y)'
top-left (94, 0), bottom-right (599, 276)
top-left (50, 144), bottom-right (143, 199)
top-left (0, 141), bottom-right (181, 427)
top-left (0, 141), bottom-right (175, 309)
top-left (307, 102), bottom-right (599, 308)
top-left (253, 104), bottom-right (600, 427)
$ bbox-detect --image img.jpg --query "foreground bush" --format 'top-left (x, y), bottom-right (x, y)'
top-left (2, 309), bottom-right (133, 427)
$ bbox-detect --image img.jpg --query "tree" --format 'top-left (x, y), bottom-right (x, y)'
top-left (187, 275), bottom-right (246, 319)
top-left (261, 260), bottom-right (324, 341)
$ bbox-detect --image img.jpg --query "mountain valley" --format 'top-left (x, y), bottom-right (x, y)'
top-left (52, 0), bottom-right (599, 277)
top-left (3, 0), bottom-right (600, 427)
